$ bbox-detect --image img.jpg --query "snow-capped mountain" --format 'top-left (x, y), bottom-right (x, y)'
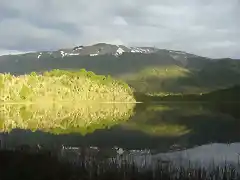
top-left (0, 43), bottom-right (205, 75)
top-left (27, 43), bottom-right (197, 60)
top-left (17, 43), bottom-right (205, 71)
top-left (35, 43), bottom-right (159, 59)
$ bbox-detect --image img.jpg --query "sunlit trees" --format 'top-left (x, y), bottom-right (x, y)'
top-left (0, 69), bottom-right (136, 103)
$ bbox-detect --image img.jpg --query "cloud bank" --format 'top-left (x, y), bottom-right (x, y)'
top-left (0, 0), bottom-right (239, 58)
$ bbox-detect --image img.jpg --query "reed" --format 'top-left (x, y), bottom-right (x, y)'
top-left (0, 148), bottom-right (239, 180)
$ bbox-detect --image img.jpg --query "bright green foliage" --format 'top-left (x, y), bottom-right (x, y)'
top-left (19, 85), bottom-right (32, 100)
top-left (0, 69), bottom-right (136, 103)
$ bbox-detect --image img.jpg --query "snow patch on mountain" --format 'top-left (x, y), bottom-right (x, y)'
top-left (37, 53), bottom-right (42, 59)
top-left (60, 51), bottom-right (68, 58)
top-left (90, 53), bottom-right (98, 56)
top-left (114, 47), bottom-right (125, 56)
top-left (68, 53), bottom-right (80, 56)
top-left (130, 47), bottom-right (153, 54)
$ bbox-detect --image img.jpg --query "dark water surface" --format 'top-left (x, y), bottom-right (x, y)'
top-left (0, 102), bottom-right (240, 153)
top-left (1, 102), bottom-right (240, 180)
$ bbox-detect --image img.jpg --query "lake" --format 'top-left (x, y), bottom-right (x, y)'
top-left (0, 102), bottom-right (240, 167)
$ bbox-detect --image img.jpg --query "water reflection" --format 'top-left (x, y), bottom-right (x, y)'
top-left (0, 102), bottom-right (240, 152)
top-left (0, 102), bottom-right (135, 135)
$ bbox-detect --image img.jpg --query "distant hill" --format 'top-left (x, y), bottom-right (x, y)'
top-left (145, 85), bottom-right (240, 102)
top-left (1, 43), bottom-right (240, 95)
top-left (199, 85), bottom-right (240, 102)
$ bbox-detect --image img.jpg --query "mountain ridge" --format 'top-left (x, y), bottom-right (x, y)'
top-left (0, 43), bottom-right (239, 95)
top-left (0, 43), bottom-right (208, 59)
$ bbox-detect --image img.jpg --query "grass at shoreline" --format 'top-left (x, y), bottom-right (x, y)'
top-left (0, 149), bottom-right (239, 180)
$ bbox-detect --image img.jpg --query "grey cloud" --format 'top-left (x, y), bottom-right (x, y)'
top-left (0, 0), bottom-right (239, 58)
top-left (0, 7), bottom-right (20, 20)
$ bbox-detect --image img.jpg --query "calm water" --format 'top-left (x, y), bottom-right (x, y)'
top-left (0, 102), bottom-right (240, 154)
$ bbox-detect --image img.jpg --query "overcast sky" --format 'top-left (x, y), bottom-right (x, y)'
top-left (0, 0), bottom-right (239, 58)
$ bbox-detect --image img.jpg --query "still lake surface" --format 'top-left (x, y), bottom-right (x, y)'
top-left (0, 102), bottom-right (240, 166)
